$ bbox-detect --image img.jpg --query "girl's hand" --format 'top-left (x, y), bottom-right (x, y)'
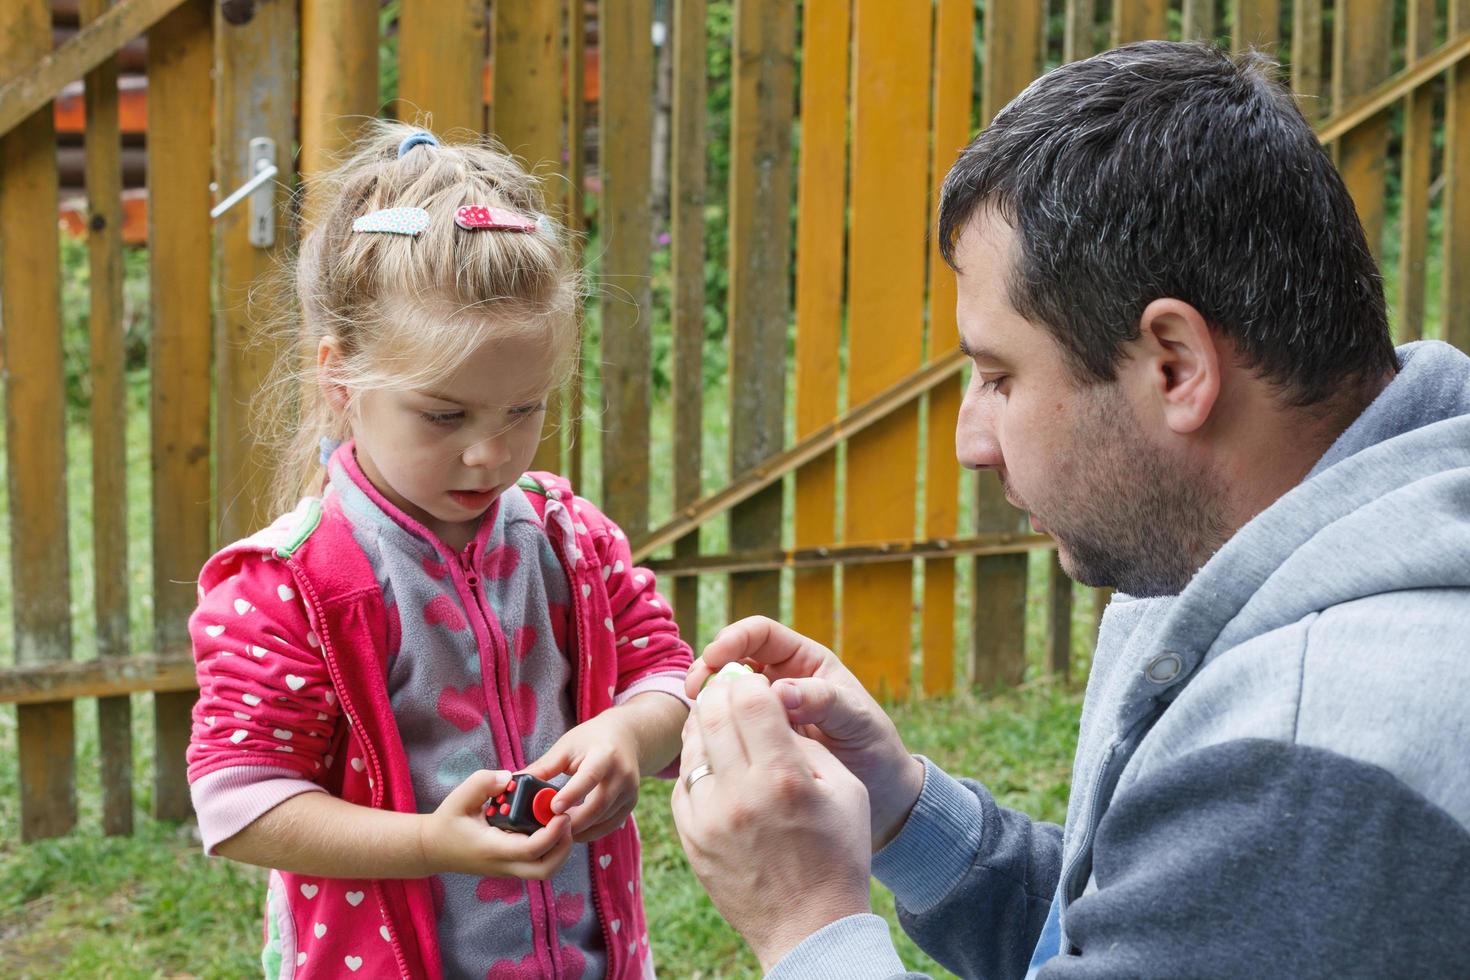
top-left (419, 769), bottom-right (574, 879)
top-left (527, 715), bottom-right (642, 843)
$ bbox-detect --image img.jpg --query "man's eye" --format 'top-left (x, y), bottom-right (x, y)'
top-left (419, 411), bottom-right (464, 426)
top-left (979, 375), bottom-right (1008, 394)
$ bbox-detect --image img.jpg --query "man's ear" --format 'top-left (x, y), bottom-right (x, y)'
top-left (1133, 299), bottom-right (1221, 435)
top-left (317, 336), bottom-right (351, 414)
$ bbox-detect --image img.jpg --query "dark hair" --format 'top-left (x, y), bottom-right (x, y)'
top-left (938, 41), bottom-right (1395, 408)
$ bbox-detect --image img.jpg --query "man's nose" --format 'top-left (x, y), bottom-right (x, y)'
top-left (956, 390), bottom-right (1002, 471)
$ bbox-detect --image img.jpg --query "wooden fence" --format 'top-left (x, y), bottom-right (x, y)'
top-left (0, 0), bottom-right (1467, 842)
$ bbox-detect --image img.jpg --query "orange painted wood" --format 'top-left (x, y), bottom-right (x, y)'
top-left (397, 0), bottom-right (487, 133)
top-left (147, 0), bottom-right (212, 822)
top-left (1, 0), bottom-right (77, 842)
top-left (670, 0), bottom-right (707, 640)
top-left (81, 0), bottom-right (134, 838)
top-left (1446, 0), bottom-right (1470, 353)
top-left (59, 186), bottom-right (147, 243)
top-left (1111, 0), bottom-right (1168, 47)
top-left (300, 0), bottom-right (379, 228)
top-left (494, 1), bottom-right (567, 474)
top-left (1332, 0), bottom-right (1392, 262)
top-left (921, 0), bottom-right (974, 697)
top-left (792, 0), bottom-right (849, 650)
top-left (842, 0), bottom-right (932, 699)
top-left (728, 0), bottom-right (796, 623)
top-left (598, 0), bottom-right (654, 533)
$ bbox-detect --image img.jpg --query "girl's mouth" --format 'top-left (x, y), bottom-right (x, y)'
top-left (448, 488), bottom-right (499, 511)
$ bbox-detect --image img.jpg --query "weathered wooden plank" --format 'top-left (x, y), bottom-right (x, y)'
top-left (792, 0), bottom-right (849, 649)
top-left (0, 653), bottom-right (197, 706)
top-left (0, 0), bottom-right (190, 139)
top-left (670, 0), bottom-right (707, 640)
top-left (566, 0), bottom-right (588, 488)
top-left (1181, 0), bottom-right (1215, 42)
top-left (494, 0), bottom-right (566, 473)
top-left (299, 0), bottom-right (379, 227)
top-left (646, 532), bottom-right (1055, 577)
top-left (842, 0), bottom-right (932, 699)
top-left (1397, 0), bottom-right (1436, 343)
top-left (1111, 0), bottom-right (1168, 47)
top-left (1, 0), bottom-right (77, 842)
top-left (922, 0), bottom-right (974, 697)
top-left (1315, 33), bottom-right (1470, 144)
top-left (728, 0), bottom-right (796, 625)
top-left (397, 0), bottom-right (486, 133)
top-left (1046, 556), bottom-right (1072, 680)
top-left (1446, 0), bottom-right (1470, 353)
top-left (148, 0), bottom-right (213, 822)
top-left (1332, 0), bottom-right (1393, 262)
top-left (599, 0), bottom-right (654, 533)
top-left (1232, 0), bottom-right (1280, 53)
top-left (974, 0), bottom-right (1042, 690)
top-left (81, 0), bottom-right (134, 838)
top-left (1292, 0), bottom-right (1324, 120)
top-left (632, 350), bottom-right (969, 564)
top-left (215, 0), bottom-right (296, 544)
top-left (1066, 0), bottom-right (1097, 60)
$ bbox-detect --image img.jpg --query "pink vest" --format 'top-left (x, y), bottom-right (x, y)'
top-left (191, 471), bottom-right (667, 979)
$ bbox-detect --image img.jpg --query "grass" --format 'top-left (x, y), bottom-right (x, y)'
top-left (0, 673), bottom-right (1081, 979)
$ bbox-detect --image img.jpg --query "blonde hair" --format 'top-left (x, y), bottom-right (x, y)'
top-left (263, 120), bottom-right (581, 514)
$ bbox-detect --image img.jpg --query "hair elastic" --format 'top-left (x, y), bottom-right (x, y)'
top-left (397, 131), bottom-right (439, 158)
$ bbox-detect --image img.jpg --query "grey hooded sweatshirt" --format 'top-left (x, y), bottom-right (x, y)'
top-left (768, 340), bottom-right (1470, 979)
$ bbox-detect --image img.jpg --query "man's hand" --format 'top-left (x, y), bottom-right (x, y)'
top-left (671, 674), bottom-right (874, 970)
top-left (419, 769), bottom-right (574, 879)
top-left (687, 616), bottom-right (925, 849)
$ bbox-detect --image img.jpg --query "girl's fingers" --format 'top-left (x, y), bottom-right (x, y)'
top-left (551, 757), bottom-right (605, 815)
top-left (450, 769), bottom-right (512, 814)
top-left (524, 740), bottom-right (574, 782)
top-left (565, 782), bottom-right (611, 834)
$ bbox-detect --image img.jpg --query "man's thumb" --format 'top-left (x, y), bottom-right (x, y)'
top-left (772, 677), bottom-right (872, 743)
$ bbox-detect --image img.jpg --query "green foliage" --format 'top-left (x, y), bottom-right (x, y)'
top-left (56, 235), bottom-right (151, 418)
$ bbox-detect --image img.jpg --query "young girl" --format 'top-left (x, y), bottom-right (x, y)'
top-left (186, 123), bottom-right (691, 980)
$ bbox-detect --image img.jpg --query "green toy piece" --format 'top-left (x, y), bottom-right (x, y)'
top-left (696, 661), bottom-right (755, 704)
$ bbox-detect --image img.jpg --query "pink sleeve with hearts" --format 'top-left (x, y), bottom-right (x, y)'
top-left (186, 552), bottom-right (340, 853)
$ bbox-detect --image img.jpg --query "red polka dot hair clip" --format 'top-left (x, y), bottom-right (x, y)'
top-left (454, 204), bottom-right (540, 233)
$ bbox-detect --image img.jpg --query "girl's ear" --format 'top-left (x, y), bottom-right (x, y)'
top-left (317, 336), bottom-right (351, 414)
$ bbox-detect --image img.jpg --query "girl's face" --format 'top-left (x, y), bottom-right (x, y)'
top-left (326, 323), bottom-right (559, 551)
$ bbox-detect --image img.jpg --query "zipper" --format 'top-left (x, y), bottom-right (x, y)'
top-left (542, 503), bottom-right (618, 975)
top-left (284, 555), bottom-right (415, 980)
top-left (454, 533), bottom-right (564, 979)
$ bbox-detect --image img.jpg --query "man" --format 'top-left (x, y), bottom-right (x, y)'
top-left (671, 41), bottom-right (1470, 979)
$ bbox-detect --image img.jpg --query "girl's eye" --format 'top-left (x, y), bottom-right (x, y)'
top-left (419, 411), bottom-right (464, 427)
top-left (509, 402), bottom-right (547, 417)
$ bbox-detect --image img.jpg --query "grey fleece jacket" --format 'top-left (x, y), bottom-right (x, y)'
top-left (767, 340), bottom-right (1470, 980)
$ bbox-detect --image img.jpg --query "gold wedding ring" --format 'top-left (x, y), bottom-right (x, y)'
top-left (685, 762), bottom-right (714, 791)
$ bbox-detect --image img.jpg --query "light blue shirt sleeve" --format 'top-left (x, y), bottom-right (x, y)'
top-left (763, 756), bottom-right (985, 979)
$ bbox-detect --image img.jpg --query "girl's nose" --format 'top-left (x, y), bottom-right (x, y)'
top-left (462, 432), bottom-right (510, 469)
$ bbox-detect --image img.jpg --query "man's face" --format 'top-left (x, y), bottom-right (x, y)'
top-left (953, 212), bottom-right (1224, 597)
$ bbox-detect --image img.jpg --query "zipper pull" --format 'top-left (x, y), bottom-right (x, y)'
top-left (461, 544), bottom-right (479, 588)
